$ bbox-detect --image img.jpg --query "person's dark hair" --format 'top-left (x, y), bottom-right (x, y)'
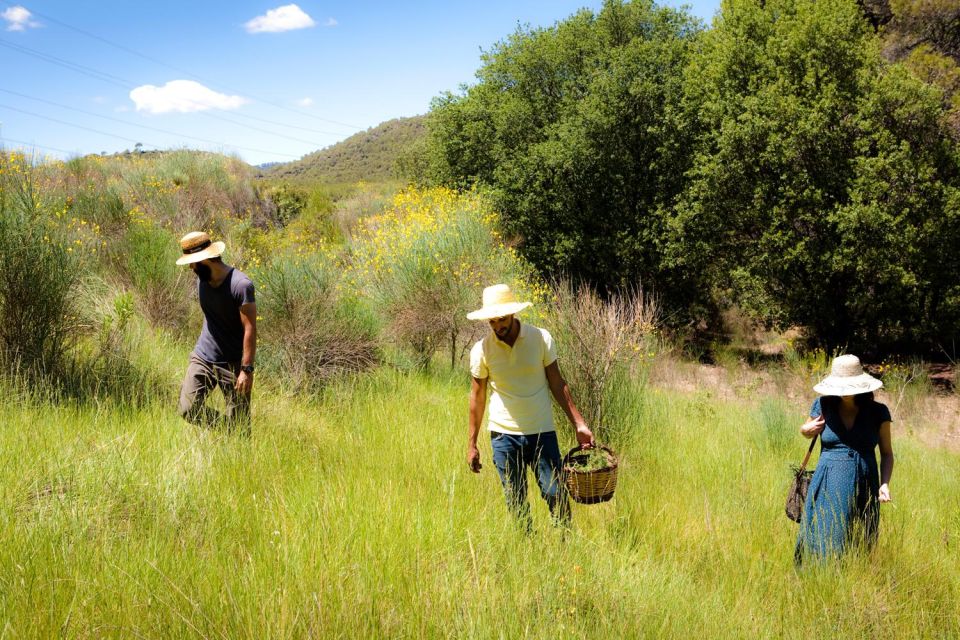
top-left (211, 256), bottom-right (223, 263)
top-left (820, 392), bottom-right (874, 412)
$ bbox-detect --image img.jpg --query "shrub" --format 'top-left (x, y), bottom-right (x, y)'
top-left (254, 250), bottom-right (379, 389)
top-left (116, 151), bottom-right (259, 235)
top-left (670, 0), bottom-right (960, 351)
top-left (420, 0), bottom-right (699, 293)
top-left (333, 186), bottom-right (390, 240)
top-left (545, 280), bottom-right (659, 443)
top-left (262, 183), bottom-right (308, 227)
top-left (56, 285), bottom-right (168, 406)
top-left (0, 151), bottom-right (83, 379)
top-left (122, 220), bottom-right (194, 333)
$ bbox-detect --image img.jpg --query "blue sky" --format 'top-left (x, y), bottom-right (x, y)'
top-left (1, 0), bottom-right (720, 166)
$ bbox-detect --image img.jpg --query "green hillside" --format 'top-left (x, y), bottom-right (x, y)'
top-left (266, 115), bottom-right (425, 183)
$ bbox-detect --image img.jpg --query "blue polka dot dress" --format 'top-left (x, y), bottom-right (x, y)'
top-left (795, 396), bottom-right (891, 564)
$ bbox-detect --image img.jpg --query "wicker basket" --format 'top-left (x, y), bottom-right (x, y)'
top-left (562, 445), bottom-right (619, 504)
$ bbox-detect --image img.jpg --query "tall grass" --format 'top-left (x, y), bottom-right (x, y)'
top-left (0, 364), bottom-right (957, 637)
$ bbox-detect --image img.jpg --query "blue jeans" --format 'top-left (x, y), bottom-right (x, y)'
top-left (490, 431), bottom-right (570, 526)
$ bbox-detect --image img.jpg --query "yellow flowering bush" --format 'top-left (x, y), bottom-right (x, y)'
top-left (0, 151), bottom-right (83, 378)
top-left (349, 186), bottom-right (543, 368)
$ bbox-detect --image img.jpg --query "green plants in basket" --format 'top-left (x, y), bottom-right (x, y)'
top-left (566, 446), bottom-right (617, 472)
top-left (562, 445), bottom-right (619, 504)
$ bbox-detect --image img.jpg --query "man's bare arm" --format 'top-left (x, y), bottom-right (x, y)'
top-left (236, 302), bottom-right (257, 393)
top-left (468, 377), bottom-right (487, 472)
top-left (545, 361), bottom-right (594, 447)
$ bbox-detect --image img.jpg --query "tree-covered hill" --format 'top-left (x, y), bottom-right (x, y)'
top-left (265, 115), bottom-right (426, 183)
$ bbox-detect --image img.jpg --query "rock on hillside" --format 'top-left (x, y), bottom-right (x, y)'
top-left (265, 115), bottom-right (425, 183)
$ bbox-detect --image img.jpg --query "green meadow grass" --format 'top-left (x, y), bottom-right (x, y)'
top-left (1, 363), bottom-right (958, 638)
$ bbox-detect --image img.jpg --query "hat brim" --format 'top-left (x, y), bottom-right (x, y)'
top-left (176, 241), bottom-right (225, 265)
top-left (466, 301), bottom-right (532, 321)
top-left (813, 373), bottom-right (883, 396)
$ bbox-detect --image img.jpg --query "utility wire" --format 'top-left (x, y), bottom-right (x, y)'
top-left (1, 136), bottom-right (84, 156)
top-left (0, 102), bottom-right (303, 158)
top-left (1, 0), bottom-right (364, 131)
top-left (1, 102), bottom-right (304, 159)
top-left (202, 106), bottom-right (349, 137)
top-left (0, 38), bottom-right (336, 141)
top-left (0, 103), bottom-right (160, 148)
top-left (0, 88), bottom-right (315, 158)
top-left (195, 110), bottom-right (330, 147)
top-left (0, 38), bottom-right (132, 89)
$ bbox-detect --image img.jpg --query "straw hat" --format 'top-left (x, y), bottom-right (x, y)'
top-left (176, 231), bottom-right (225, 265)
top-left (466, 284), bottom-right (532, 320)
top-left (813, 354), bottom-right (883, 396)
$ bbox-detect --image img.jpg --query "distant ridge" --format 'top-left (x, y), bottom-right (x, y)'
top-left (265, 115), bottom-right (425, 183)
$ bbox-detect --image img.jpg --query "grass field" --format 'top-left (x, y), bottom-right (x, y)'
top-left (2, 349), bottom-right (958, 639)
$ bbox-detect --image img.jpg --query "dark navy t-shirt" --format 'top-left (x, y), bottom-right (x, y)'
top-left (194, 268), bottom-right (255, 364)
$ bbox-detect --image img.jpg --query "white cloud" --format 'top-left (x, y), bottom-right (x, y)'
top-left (129, 80), bottom-right (248, 114)
top-left (3, 6), bottom-right (41, 31)
top-left (295, 97), bottom-right (314, 107)
top-left (244, 4), bottom-right (316, 34)
top-left (324, 17), bottom-right (337, 27)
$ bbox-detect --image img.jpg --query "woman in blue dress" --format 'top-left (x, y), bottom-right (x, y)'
top-left (795, 354), bottom-right (895, 564)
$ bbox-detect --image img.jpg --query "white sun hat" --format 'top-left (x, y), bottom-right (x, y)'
top-left (466, 284), bottom-right (532, 320)
top-left (813, 354), bottom-right (883, 396)
top-left (176, 231), bottom-right (225, 265)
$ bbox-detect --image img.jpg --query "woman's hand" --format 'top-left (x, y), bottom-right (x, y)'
top-left (878, 483), bottom-right (892, 503)
top-left (800, 415), bottom-right (825, 438)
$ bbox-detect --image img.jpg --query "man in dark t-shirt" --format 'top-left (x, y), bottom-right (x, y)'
top-left (175, 231), bottom-right (257, 433)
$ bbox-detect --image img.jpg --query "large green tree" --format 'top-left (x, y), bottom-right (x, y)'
top-left (420, 0), bottom-right (960, 351)
top-left (421, 0), bottom-right (702, 293)
top-left (671, 0), bottom-right (960, 351)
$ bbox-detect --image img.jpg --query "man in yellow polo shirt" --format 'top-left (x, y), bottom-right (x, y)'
top-left (466, 284), bottom-right (594, 526)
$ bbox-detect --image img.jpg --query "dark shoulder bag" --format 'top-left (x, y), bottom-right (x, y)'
top-left (785, 434), bottom-right (818, 523)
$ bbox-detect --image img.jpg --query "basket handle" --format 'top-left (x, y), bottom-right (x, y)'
top-left (562, 444), bottom-right (617, 466)
top-left (797, 434), bottom-right (819, 472)
top-left (563, 443), bottom-right (596, 463)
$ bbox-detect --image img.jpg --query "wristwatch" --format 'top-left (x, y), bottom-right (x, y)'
top-left (240, 364), bottom-right (254, 374)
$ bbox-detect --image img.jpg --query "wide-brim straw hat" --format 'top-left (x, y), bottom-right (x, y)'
top-left (466, 284), bottom-right (532, 320)
top-left (813, 354), bottom-right (883, 396)
top-left (176, 231), bottom-right (225, 265)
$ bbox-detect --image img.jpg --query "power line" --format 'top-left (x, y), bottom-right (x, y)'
top-left (205, 107), bottom-right (350, 137)
top-left (196, 110), bottom-right (330, 148)
top-left (0, 103), bottom-right (160, 148)
top-left (0, 88), bottom-right (316, 158)
top-left (0, 102), bottom-right (304, 159)
top-left (0, 38), bottom-right (132, 89)
top-left (1, 0), bottom-right (364, 131)
top-left (0, 40), bottom-right (343, 147)
top-left (1, 136), bottom-right (84, 156)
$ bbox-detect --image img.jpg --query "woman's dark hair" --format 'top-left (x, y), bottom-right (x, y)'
top-left (820, 392), bottom-right (874, 412)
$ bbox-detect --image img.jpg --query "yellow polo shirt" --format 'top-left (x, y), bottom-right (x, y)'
top-left (469, 322), bottom-right (558, 435)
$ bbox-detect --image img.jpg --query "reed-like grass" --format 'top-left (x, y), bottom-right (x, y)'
top-left (1, 360), bottom-right (957, 638)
